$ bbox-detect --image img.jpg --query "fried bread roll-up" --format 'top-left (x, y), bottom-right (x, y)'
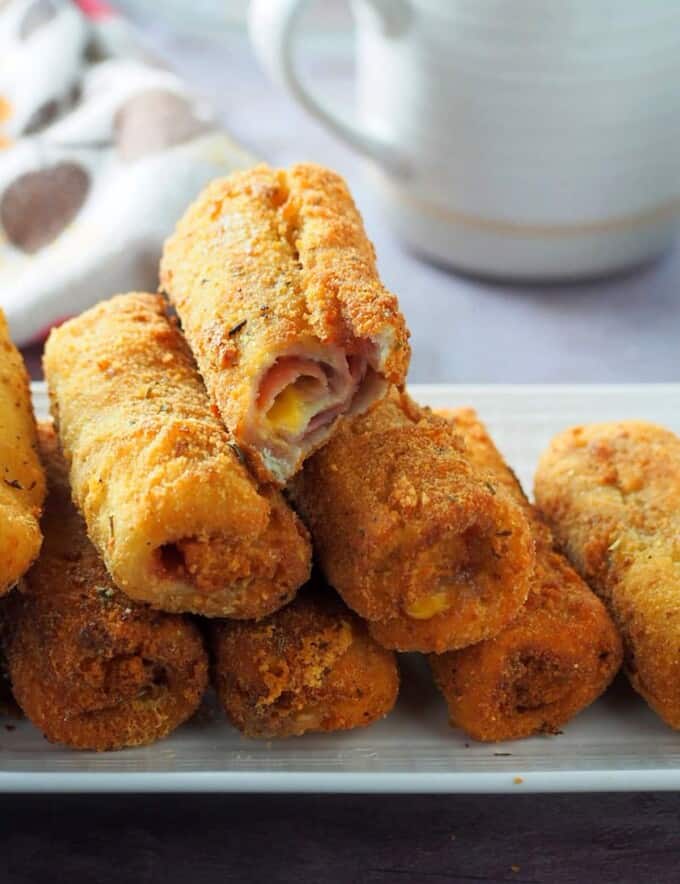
top-left (3, 424), bottom-right (208, 751)
top-left (429, 409), bottom-right (622, 741)
top-left (535, 422), bottom-right (680, 729)
top-left (0, 309), bottom-right (45, 595)
top-left (43, 293), bottom-right (311, 618)
top-left (289, 390), bottom-right (535, 654)
top-left (160, 163), bottom-right (410, 485)
top-left (211, 584), bottom-right (399, 738)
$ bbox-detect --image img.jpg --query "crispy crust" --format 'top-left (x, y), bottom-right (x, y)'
top-left (0, 308), bottom-right (45, 595)
top-left (429, 409), bottom-right (622, 741)
top-left (43, 293), bottom-right (311, 617)
top-left (289, 390), bottom-right (535, 654)
top-left (3, 424), bottom-right (208, 751)
top-left (160, 163), bottom-right (410, 484)
top-left (211, 585), bottom-right (399, 738)
top-left (534, 421), bottom-right (680, 729)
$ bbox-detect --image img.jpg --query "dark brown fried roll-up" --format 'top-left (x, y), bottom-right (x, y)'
top-left (211, 584), bottom-right (399, 738)
top-left (429, 409), bottom-right (622, 741)
top-left (3, 423), bottom-right (209, 751)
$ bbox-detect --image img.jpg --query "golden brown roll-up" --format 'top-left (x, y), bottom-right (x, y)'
top-left (289, 390), bottom-right (535, 654)
top-left (535, 421), bottom-right (680, 729)
top-left (0, 308), bottom-right (45, 595)
top-left (160, 163), bottom-right (410, 485)
top-left (43, 292), bottom-right (311, 618)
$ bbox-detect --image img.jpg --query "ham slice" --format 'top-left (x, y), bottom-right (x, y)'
top-left (256, 347), bottom-right (369, 443)
top-left (246, 342), bottom-right (383, 477)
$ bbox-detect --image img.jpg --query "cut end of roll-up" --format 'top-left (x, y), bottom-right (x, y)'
top-left (140, 487), bottom-right (312, 619)
top-left (248, 340), bottom-right (387, 484)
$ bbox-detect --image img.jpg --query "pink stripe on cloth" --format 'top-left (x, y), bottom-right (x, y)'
top-left (73, 0), bottom-right (115, 19)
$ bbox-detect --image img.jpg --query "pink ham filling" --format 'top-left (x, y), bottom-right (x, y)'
top-left (256, 345), bottom-right (375, 445)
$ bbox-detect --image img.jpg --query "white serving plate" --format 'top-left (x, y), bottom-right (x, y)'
top-left (2, 382), bottom-right (679, 794)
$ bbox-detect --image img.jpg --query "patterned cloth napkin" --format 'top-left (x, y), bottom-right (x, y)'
top-left (0, 0), bottom-right (253, 344)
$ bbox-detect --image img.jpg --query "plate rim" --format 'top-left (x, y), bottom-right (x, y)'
top-left (3, 769), bottom-right (680, 794)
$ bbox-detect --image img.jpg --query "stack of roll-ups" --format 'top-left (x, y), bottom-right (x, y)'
top-left (0, 162), bottom-right (635, 751)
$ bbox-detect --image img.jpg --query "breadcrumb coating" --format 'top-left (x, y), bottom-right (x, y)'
top-left (289, 389), bottom-right (535, 654)
top-left (211, 584), bottom-right (399, 738)
top-left (429, 409), bottom-right (622, 741)
top-left (43, 293), bottom-right (311, 618)
top-left (160, 163), bottom-right (410, 484)
top-left (0, 308), bottom-right (45, 595)
top-left (535, 421), bottom-right (680, 729)
top-left (2, 424), bottom-right (208, 751)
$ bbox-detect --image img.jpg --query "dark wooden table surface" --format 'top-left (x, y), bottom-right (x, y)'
top-left (2, 792), bottom-right (680, 883)
top-left (16, 348), bottom-right (680, 884)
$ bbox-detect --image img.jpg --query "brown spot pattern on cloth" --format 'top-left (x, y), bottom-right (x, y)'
top-left (19, 0), bottom-right (58, 39)
top-left (0, 162), bottom-right (90, 253)
top-left (23, 84), bottom-right (81, 135)
top-left (114, 89), bottom-right (212, 162)
top-left (22, 99), bottom-right (60, 135)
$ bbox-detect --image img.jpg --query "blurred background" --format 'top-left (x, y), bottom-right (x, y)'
top-left (2, 0), bottom-right (679, 382)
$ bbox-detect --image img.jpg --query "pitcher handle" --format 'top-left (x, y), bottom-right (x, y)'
top-left (248, 0), bottom-right (411, 175)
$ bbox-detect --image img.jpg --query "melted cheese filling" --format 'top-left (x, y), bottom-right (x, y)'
top-left (266, 385), bottom-right (313, 435)
top-left (406, 592), bottom-right (452, 620)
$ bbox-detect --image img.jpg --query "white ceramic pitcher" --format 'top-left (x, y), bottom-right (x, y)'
top-left (249, 0), bottom-right (680, 280)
